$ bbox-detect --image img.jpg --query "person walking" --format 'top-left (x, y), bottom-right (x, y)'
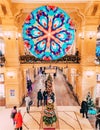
top-left (11, 106), bottom-right (17, 125)
top-left (50, 91), bottom-right (55, 103)
top-left (14, 109), bottom-right (23, 130)
top-left (25, 94), bottom-right (31, 113)
top-left (81, 100), bottom-right (88, 118)
top-left (27, 79), bottom-right (32, 93)
top-left (53, 73), bottom-right (56, 79)
top-left (37, 89), bottom-right (43, 107)
top-left (95, 109), bottom-right (100, 129)
top-left (43, 90), bottom-right (48, 106)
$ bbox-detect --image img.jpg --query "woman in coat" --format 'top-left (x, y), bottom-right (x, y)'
top-left (14, 109), bottom-right (23, 130)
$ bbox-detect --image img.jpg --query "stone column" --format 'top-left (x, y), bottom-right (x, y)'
top-left (2, 23), bottom-right (23, 107)
top-left (79, 25), bottom-right (97, 101)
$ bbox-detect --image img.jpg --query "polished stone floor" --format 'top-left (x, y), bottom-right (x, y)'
top-left (32, 69), bottom-right (79, 106)
top-left (0, 106), bottom-right (94, 130)
top-left (0, 69), bottom-right (96, 130)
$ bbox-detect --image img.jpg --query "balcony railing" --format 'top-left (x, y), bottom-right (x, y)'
top-left (0, 55), bottom-right (5, 67)
top-left (19, 54), bottom-right (80, 64)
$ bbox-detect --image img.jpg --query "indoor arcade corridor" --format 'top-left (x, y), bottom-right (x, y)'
top-left (1, 1), bottom-right (100, 130)
top-left (54, 70), bottom-right (79, 106)
top-left (0, 69), bottom-right (94, 130)
top-left (31, 69), bottom-right (79, 106)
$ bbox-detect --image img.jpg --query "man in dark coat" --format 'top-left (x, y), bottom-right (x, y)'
top-left (81, 100), bottom-right (88, 118)
top-left (43, 90), bottom-right (48, 106)
top-left (37, 89), bottom-right (43, 107)
top-left (53, 73), bottom-right (56, 79)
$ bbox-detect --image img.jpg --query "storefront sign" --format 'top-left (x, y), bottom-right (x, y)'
top-left (10, 89), bottom-right (15, 97)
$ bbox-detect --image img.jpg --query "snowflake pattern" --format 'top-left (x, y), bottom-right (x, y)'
top-left (22, 5), bottom-right (75, 60)
top-left (96, 39), bottom-right (100, 56)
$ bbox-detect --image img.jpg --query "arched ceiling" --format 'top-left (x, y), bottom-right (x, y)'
top-left (0, 0), bottom-right (100, 29)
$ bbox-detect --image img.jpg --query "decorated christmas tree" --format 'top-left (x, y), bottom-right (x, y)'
top-left (46, 74), bottom-right (53, 94)
top-left (43, 99), bottom-right (57, 126)
top-left (86, 92), bottom-right (95, 109)
top-left (47, 74), bottom-right (52, 82)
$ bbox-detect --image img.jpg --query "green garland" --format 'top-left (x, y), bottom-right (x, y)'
top-left (43, 115), bottom-right (57, 125)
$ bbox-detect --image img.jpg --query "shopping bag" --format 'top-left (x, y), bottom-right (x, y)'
top-left (29, 100), bottom-right (33, 106)
top-left (80, 108), bottom-right (84, 113)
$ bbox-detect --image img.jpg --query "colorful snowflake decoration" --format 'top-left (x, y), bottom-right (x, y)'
top-left (96, 39), bottom-right (100, 56)
top-left (22, 5), bottom-right (75, 60)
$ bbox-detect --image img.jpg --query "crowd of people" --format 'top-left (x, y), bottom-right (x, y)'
top-left (11, 106), bottom-right (23, 130)
top-left (10, 71), bottom-right (100, 130)
top-left (37, 89), bottom-right (55, 107)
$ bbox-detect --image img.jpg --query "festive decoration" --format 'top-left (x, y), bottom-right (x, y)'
top-left (86, 92), bottom-right (96, 115)
top-left (96, 25), bottom-right (100, 57)
top-left (88, 108), bottom-right (97, 115)
top-left (46, 74), bottom-right (53, 93)
top-left (22, 5), bottom-right (75, 60)
top-left (43, 74), bottom-right (57, 126)
top-left (19, 54), bottom-right (80, 64)
top-left (86, 92), bottom-right (95, 109)
top-left (47, 74), bottom-right (52, 82)
top-left (43, 99), bottom-right (57, 126)
top-left (96, 46), bottom-right (100, 56)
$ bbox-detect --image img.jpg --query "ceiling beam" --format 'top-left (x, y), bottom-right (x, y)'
top-left (2, 0), bottom-right (13, 16)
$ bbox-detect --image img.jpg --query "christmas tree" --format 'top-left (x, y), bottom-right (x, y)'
top-left (47, 74), bottom-right (52, 82)
top-left (86, 92), bottom-right (95, 109)
top-left (43, 74), bottom-right (57, 126)
top-left (43, 99), bottom-right (57, 126)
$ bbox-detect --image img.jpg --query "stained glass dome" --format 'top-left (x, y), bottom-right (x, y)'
top-left (22, 5), bottom-right (75, 60)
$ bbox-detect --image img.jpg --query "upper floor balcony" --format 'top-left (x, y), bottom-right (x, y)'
top-left (19, 54), bottom-right (81, 64)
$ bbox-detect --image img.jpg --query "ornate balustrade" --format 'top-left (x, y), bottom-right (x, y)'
top-left (0, 55), bottom-right (5, 67)
top-left (19, 54), bottom-right (80, 64)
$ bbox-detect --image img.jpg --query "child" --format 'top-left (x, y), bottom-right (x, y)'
top-left (11, 106), bottom-right (17, 125)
